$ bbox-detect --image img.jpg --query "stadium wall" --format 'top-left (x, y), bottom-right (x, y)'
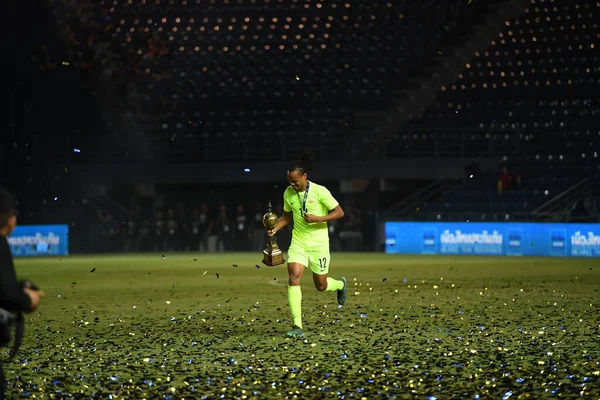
top-left (384, 221), bottom-right (600, 257)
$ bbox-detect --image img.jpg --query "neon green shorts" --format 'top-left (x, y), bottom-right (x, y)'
top-left (287, 243), bottom-right (331, 275)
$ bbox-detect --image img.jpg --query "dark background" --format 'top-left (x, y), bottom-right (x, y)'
top-left (1, 0), bottom-right (598, 254)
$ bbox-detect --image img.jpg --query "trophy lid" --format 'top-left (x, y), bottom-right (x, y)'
top-left (262, 201), bottom-right (278, 229)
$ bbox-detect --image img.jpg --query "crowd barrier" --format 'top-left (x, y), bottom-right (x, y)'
top-left (8, 225), bottom-right (69, 256)
top-left (385, 222), bottom-right (600, 257)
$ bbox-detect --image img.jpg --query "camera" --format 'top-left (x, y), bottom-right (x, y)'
top-left (0, 309), bottom-right (13, 326)
top-left (21, 280), bottom-right (40, 291)
top-left (0, 280), bottom-right (41, 345)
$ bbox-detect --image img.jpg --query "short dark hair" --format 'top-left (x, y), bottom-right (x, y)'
top-left (288, 147), bottom-right (313, 175)
top-left (0, 187), bottom-right (17, 228)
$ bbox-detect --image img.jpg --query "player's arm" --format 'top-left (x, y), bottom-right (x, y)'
top-left (315, 188), bottom-right (345, 223)
top-left (318, 205), bottom-right (344, 222)
top-left (269, 211), bottom-right (293, 236)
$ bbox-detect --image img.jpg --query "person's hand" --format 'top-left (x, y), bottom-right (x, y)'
top-left (303, 214), bottom-right (321, 223)
top-left (24, 288), bottom-right (45, 312)
top-left (266, 228), bottom-right (277, 236)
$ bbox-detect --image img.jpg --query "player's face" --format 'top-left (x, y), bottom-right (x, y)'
top-left (287, 170), bottom-right (307, 191)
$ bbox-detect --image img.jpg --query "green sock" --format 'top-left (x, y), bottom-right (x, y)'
top-left (325, 277), bottom-right (344, 292)
top-left (288, 285), bottom-right (302, 329)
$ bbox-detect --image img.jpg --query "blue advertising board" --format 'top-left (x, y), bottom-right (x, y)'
top-left (385, 222), bottom-right (600, 257)
top-left (8, 225), bottom-right (69, 256)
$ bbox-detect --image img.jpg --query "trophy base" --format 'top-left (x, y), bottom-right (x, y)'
top-left (263, 249), bottom-right (285, 266)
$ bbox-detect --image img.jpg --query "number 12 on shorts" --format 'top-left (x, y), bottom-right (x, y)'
top-left (319, 257), bottom-right (327, 272)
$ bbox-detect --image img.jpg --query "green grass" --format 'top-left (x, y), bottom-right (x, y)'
top-left (3, 253), bottom-right (600, 399)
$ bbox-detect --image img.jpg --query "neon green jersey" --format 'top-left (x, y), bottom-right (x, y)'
top-left (283, 181), bottom-right (339, 248)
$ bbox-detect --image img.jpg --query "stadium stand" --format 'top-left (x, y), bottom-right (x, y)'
top-left (45, 0), bottom-right (510, 162)
top-left (402, 0), bottom-right (600, 221)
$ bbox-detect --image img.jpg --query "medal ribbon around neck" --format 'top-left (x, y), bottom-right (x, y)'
top-left (297, 182), bottom-right (310, 217)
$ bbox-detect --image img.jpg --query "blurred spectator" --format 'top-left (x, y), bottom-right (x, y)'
top-left (65, 24), bottom-right (80, 59)
top-left (177, 203), bottom-right (190, 251)
top-left (234, 204), bottom-right (250, 251)
top-left (339, 206), bottom-right (363, 251)
top-left (165, 208), bottom-right (179, 251)
top-left (213, 205), bottom-right (232, 251)
top-left (328, 219), bottom-right (341, 252)
top-left (97, 7), bottom-right (113, 38)
top-left (570, 199), bottom-right (590, 221)
top-left (189, 207), bottom-right (201, 251)
top-left (498, 166), bottom-right (521, 193)
top-left (142, 37), bottom-right (158, 62)
top-left (124, 215), bottom-right (138, 252)
top-left (252, 202), bottom-right (265, 252)
top-left (138, 218), bottom-right (152, 251)
top-left (275, 203), bottom-right (292, 251)
top-left (102, 213), bottom-right (121, 252)
top-left (153, 211), bottom-right (165, 251)
top-left (78, 32), bottom-right (96, 89)
top-left (198, 204), bottom-right (212, 251)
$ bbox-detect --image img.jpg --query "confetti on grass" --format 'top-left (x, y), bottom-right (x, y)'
top-left (9, 255), bottom-right (600, 398)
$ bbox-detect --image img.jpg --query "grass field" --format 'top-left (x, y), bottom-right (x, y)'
top-left (2, 253), bottom-right (600, 399)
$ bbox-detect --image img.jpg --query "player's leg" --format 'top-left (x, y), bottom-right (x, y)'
top-left (286, 244), bottom-right (308, 337)
top-left (308, 249), bottom-right (348, 306)
top-left (288, 262), bottom-right (304, 286)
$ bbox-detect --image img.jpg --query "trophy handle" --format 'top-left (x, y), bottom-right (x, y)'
top-left (267, 234), bottom-right (278, 250)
